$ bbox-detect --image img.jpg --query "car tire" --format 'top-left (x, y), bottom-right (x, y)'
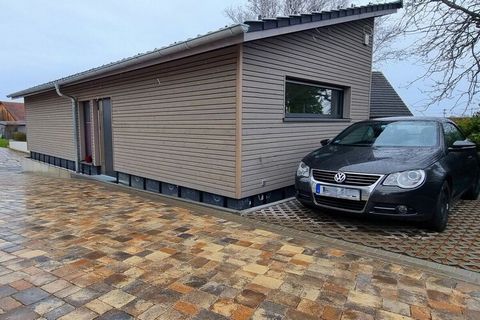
top-left (462, 172), bottom-right (480, 200)
top-left (428, 182), bottom-right (451, 232)
top-left (299, 200), bottom-right (317, 211)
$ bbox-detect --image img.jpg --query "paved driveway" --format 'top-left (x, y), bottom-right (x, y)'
top-left (0, 148), bottom-right (23, 172)
top-left (0, 156), bottom-right (480, 319)
top-left (243, 199), bottom-right (480, 273)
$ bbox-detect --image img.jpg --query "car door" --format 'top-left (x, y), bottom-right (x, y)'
top-left (442, 122), bottom-right (476, 196)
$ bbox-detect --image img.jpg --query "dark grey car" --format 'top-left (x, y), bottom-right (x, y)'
top-left (295, 117), bottom-right (480, 231)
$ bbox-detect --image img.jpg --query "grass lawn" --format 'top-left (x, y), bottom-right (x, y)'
top-left (0, 138), bottom-right (8, 148)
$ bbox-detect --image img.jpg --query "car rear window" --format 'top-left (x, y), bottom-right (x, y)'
top-left (332, 121), bottom-right (439, 147)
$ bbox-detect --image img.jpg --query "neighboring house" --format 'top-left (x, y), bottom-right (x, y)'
top-left (9, 1), bottom-right (403, 209)
top-left (370, 71), bottom-right (412, 118)
top-left (0, 101), bottom-right (26, 139)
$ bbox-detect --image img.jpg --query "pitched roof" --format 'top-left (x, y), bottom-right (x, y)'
top-left (0, 101), bottom-right (25, 121)
top-left (370, 71), bottom-right (412, 119)
top-left (8, 1), bottom-right (402, 99)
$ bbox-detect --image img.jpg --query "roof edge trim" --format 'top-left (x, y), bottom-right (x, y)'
top-left (244, 8), bottom-right (398, 42)
top-left (8, 24), bottom-right (248, 98)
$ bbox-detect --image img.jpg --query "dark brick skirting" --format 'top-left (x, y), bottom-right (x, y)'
top-left (116, 171), bottom-right (296, 210)
top-left (29, 152), bottom-right (100, 176)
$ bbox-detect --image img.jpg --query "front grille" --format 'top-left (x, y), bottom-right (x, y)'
top-left (314, 195), bottom-right (366, 211)
top-left (312, 170), bottom-right (381, 186)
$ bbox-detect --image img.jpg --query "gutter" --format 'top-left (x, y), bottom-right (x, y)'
top-left (8, 24), bottom-right (247, 99)
top-left (54, 84), bottom-right (80, 173)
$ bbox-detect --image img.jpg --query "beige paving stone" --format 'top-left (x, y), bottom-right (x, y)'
top-left (210, 298), bottom-right (237, 317)
top-left (138, 304), bottom-right (167, 320)
top-left (376, 309), bottom-right (414, 320)
top-left (58, 306), bottom-right (97, 320)
top-left (383, 298), bottom-right (411, 317)
top-left (252, 275), bottom-right (283, 289)
top-left (32, 297), bottom-right (65, 315)
top-left (85, 299), bottom-right (112, 314)
top-left (17, 250), bottom-right (47, 259)
top-left (54, 284), bottom-right (82, 298)
top-left (278, 244), bottom-right (304, 255)
top-left (297, 298), bottom-right (324, 317)
top-left (347, 290), bottom-right (382, 309)
top-left (99, 289), bottom-right (135, 308)
top-left (243, 264), bottom-right (269, 275)
top-left (144, 251), bottom-right (171, 261)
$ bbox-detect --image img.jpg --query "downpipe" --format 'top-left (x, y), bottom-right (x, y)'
top-left (54, 83), bottom-right (80, 173)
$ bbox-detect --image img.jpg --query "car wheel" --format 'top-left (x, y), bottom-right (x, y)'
top-left (428, 182), bottom-right (451, 232)
top-left (299, 200), bottom-right (317, 211)
top-left (462, 172), bottom-right (480, 200)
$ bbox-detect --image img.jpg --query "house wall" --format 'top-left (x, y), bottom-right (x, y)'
top-left (24, 46), bottom-right (238, 198)
top-left (240, 18), bottom-right (374, 197)
top-left (25, 92), bottom-right (75, 160)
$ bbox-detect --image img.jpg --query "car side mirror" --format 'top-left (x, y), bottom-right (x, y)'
top-left (448, 140), bottom-right (476, 151)
top-left (320, 138), bottom-right (331, 146)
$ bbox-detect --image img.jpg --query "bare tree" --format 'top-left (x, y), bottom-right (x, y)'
top-left (225, 0), bottom-right (281, 22)
top-left (224, 0), bottom-right (349, 22)
top-left (372, 16), bottom-right (403, 65)
top-left (372, 0), bottom-right (479, 109)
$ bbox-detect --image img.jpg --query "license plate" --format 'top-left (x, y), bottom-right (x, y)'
top-left (315, 184), bottom-right (361, 201)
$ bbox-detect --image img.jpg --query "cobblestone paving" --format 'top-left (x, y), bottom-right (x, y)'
top-left (0, 148), bottom-right (23, 172)
top-left (244, 199), bottom-right (480, 273)
top-left (1, 169), bottom-right (480, 318)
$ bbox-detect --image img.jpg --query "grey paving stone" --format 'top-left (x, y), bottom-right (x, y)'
top-left (192, 309), bottom-right (229, 320)
top-left (12, 287), bottom-right (49, 305)
top-left (96, 309), bottom-right (134, 320)
top-left (64, 288), bottom-right (100, 307)
top-left (0, 285), bottom-right (17, 298)
top-left (0, 306), bottom-right (39, 320)
top-left (43, 303), bottom-right (76, 320)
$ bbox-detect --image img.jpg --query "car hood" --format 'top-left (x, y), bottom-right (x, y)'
top-left (303, 145), bottom-right (442, 174)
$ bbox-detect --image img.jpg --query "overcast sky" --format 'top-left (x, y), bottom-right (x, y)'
top-left (0, 0), bottom-right (474, 116)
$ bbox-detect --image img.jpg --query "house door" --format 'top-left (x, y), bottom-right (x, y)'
top-left (98, 98), bottom-right (114, 176)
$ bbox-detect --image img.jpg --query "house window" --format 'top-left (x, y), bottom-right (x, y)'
top-left (285, 78), bottom-right (344, 119)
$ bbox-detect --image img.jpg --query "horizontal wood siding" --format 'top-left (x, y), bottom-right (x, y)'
top-left (25, 92), bottom-right (75, 160)
top-left (24, 46), bottom-right (238, 197)
top-left (241, 19), bottom-right (374, 197)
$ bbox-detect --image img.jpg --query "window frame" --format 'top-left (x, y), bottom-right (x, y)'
top-left (284, 78), bottom-right (345, 120)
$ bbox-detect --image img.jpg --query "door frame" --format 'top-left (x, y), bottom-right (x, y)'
top-left (95, 98), bottom-right (114, 176)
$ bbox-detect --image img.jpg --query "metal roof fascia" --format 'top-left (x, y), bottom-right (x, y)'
top-left (8, 24), bottom-right (248, 98)
top-left (243, 8), bottom-right (398, 42)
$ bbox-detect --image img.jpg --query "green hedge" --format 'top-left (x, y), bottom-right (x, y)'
top-left (452, 116), bottom-right (480, 146)
top-left (12, 132), bottom-right (26, 141)
top-left (0, 138), bottom-right (8, 148)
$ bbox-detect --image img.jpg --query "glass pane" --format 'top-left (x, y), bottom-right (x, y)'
top-left (333, 121), bottom-right (439, 147)
top-left (285, 81), bottom-right (342, 117)
top-left (443, 123), bottom-right (464, 147)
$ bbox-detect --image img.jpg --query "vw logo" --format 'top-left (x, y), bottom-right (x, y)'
top-left (334, 172), bottom-right (346, 183)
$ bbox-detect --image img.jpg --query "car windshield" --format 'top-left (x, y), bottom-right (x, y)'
top-left (332, 120), bottom-right (439, 147)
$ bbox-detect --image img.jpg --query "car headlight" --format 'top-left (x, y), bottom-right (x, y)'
top-left (296, 161), bottom-right (310, 178)
top-left (383, 170), bottom-right (426, 189)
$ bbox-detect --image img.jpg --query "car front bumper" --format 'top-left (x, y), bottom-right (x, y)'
top-left (295, 172), bottom-right (441, 221)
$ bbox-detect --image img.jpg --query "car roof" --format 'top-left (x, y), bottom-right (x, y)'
top-left (368, 116), bottom-right (450, 123)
